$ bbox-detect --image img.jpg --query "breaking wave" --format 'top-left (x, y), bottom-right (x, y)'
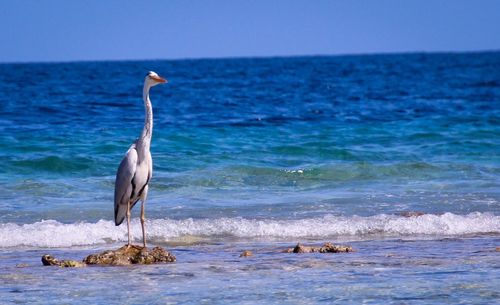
top-left (0, 212), bottom-right (498, 248)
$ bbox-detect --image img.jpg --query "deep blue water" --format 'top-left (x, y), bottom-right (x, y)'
top-left (0, 52), bottom-right (499, 304)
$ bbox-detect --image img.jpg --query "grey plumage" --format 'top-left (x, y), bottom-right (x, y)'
top-left (114, 143), bottom-right (139, 226)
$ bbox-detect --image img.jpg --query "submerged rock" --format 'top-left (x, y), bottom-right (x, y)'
top-left (41, 254), bottom-right (86, 268)
top-left (284, 242), bottom-right (354, 253)
top-left (84, 245), bottom-right (176, 266)
top-left (42, 245), bottom-right (176, 267)
top-left (318, 242), bottom-right (354, 253)
top-left (240, 250), bottom-right (253, 257)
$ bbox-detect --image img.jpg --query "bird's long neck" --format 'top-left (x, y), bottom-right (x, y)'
top-left (137, 83), bottom-right (153, 156)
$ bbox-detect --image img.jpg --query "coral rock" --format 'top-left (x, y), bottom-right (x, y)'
top-left (285, 242), bottom-right (354, 253)
top-left (83, 245), bottom-right (176, 266)
top-left (240, 250), bottom-right (253, 257)
top-left (42, 245), bottom-right (175, 267)
top-left (41, 254), bottom-right (86, 268)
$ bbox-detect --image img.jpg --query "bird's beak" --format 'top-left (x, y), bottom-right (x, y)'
top-left (152, 75), bottom-right (167, 83)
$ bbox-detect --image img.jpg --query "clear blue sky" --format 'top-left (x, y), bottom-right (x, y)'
top-left (1, 0), bottom-right (500, 62)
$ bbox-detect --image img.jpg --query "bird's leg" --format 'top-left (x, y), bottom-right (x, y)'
top-left (126, 200), bottom-right (132, 247)
top-left (140, 199), bottom-right (147, 248)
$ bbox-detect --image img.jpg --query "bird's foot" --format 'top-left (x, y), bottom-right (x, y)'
top-left (124, 244), bottom-right (146, 251)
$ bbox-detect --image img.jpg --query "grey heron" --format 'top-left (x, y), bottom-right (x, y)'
top-left (114, 71), bottom-right (167, 248)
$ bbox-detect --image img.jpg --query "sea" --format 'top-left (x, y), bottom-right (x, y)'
top-left (0, 52), bottom-right (499, 304)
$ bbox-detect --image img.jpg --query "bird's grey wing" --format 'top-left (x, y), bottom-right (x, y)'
top-left (114, 144), bottom-right (138, 226)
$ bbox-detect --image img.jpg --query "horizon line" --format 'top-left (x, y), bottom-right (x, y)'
top-left (1, 48), bottom-right (499, 65)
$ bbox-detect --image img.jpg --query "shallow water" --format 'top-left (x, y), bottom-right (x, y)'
top-left (0, 52), bottom-right (499, 303)
top-left (2, 238), bottom-right (499, 304)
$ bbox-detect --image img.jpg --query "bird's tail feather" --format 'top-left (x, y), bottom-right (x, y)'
top-left (114, 203), bottom-right (127, 226)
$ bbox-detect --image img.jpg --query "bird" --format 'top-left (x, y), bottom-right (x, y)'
top-left (114, 71), bottom-right (167, 248)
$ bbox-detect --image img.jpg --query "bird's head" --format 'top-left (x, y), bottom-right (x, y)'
top-left (145, 71), bottom-right (167, 87)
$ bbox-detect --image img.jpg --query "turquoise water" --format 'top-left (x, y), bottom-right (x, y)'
top-left (0, 53), bottom-right (499, 304)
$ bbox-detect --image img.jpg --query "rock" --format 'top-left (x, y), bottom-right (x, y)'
top-left (60, 260), bottom-right (87, 268)
top-left (41, 254), bottom-right (86, 268)
top-left (239, 250), bottom-right (253, 257)
top-left (284, 242), bottom-right (354, 253)
top-left (42, 245), bottom-right (175, 267)
top-left (41, 254), bottom-right (58, 266)
top-left (291, 243), bottom-right (314, 253)
top-left (496, 247), bottom-right (500, 252)
top-left (83, 245), bottom-right (176, 266)
top-left (319, 242), bottom-right (354, 253)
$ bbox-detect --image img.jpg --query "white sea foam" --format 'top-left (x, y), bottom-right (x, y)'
top-left (0, 212), bottom-right (498, 248)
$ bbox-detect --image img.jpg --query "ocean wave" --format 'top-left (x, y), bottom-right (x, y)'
top-left (10, 156), bottom-right (95, 173)
top-left (0, 212), bottom-right (498, 248)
